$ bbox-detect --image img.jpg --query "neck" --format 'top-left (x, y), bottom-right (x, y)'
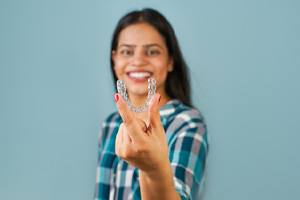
top-left (127, 89), bottom-right (171, 123)
top-left (128, 88), bottom-right (170, 109)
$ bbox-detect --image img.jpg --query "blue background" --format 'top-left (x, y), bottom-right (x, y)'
top-left (1, 0), bottom-right (299, 199)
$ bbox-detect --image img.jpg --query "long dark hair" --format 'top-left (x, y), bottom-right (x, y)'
top-left (110, 8), bottom-right (193, 107)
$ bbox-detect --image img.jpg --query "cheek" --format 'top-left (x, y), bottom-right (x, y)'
top-left (155, 66), bottom-right (169, 84)
top-left (156, 60), bottom-right (170, 73)
top-left (114, 59), bottom-right (127, 76)
top-left (114, 55), bottom-right (127, 67)
top-left (114, 67), bottom-right (123, 80)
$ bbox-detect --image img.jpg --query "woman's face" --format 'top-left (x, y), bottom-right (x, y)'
top-left (112, 23), bottom-right (173, 99)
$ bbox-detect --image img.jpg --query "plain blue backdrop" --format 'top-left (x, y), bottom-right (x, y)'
top-left (1, 0), bottom-right (299, 199)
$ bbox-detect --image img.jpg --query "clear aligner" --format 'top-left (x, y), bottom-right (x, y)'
top-left (116, 78), bottom-right (156, 113)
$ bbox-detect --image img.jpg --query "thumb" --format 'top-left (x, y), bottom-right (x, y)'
top-left (148, 93), bottom-right (162, 128)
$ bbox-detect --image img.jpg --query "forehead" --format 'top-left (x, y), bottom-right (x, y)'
top-left (118, 23), bottom-right (166, 47)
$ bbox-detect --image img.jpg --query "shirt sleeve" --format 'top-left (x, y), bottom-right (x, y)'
top-left (94, 119), bottom-right (107, 199)
top-left (94, 112), bottom-right (120, 199)
top-left (167, 109), bottom-right (209, 200)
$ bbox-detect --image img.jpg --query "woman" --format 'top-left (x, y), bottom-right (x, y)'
top-left (95, 8), bottom-right (209, 200)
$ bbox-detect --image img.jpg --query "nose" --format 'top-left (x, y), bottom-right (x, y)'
top-left (130, 50), bottom-right (147, 66)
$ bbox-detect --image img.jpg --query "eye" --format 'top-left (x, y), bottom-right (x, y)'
top-left (146, 49), bottom-right (160, 56)
top-left (119, 48), bottom-right (134, 57)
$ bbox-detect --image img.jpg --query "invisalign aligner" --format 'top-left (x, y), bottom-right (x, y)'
top-left (117, 78), bottom-right (156, 112)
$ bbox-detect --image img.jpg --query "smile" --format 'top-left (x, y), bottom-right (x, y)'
top-left (127, 71), bottom-right (152, 79)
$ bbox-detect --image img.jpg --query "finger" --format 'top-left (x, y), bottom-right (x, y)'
top-left (119, 124), bottom-right (136, 160)
top-left (114, 93), bottom-right (135, 125)
top-left (122, 125), bottom-right (132, 143)
top-left (136, 118), bottom-right (149, 134)
top-left (148, 93), bottom-right (162, 128)
top-left (120, 123), bottom-right (126, 143)
top-left (114, 93), bottom-right (144, 141)
top-left (115, 124), bottom-right (124, 156)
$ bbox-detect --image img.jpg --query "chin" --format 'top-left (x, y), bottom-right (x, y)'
top-left (128, 88), bottom-right (148, 96)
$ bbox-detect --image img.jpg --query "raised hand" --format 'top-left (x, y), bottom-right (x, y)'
top-left (114, 93), bottom-right (169, 174)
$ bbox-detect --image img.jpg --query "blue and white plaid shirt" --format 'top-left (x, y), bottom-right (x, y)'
top-left (94, 99), bottom-right (209, 200)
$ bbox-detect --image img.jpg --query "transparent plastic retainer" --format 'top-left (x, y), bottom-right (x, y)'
top-left (116, 78), bottom-right (156, 113)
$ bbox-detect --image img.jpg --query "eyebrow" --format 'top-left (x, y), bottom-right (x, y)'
top-left (118, 44), bottom-right (136, 48)
top-left (118, 43), bottom-right (164, 49)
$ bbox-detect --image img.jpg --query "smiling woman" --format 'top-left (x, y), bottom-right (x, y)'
top-left (94, 8), bottom-right (209, 200)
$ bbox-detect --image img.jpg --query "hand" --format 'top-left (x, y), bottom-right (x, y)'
top-left (114, 93), bottom-right (169, 174)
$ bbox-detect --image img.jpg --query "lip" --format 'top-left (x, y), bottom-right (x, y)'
top-left (126, 70), bottom-right (153, 74)
top-left (126, 70), bottom-right (153, 83)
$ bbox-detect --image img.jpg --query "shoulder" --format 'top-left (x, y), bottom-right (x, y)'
top-left (163, 100), bottom-right (208, 148)
top-left (101, 111), bottom-right (122, 128)
top-left (98, 111), bottom-right (122, 149)
top-left (163, 100), bottom-right (206, 132)
top-left (173, 104), bottom-right (205, 125)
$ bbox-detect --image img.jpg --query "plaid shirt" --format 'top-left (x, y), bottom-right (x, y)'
top-left (94, 99), bottom-right (209, 200)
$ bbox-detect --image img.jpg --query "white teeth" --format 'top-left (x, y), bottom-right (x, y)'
top-left (128, 72), bottom-right (151, 78)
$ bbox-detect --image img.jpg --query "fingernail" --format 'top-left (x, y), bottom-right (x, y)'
top-left (114, 94), bottom-right (119, 102)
